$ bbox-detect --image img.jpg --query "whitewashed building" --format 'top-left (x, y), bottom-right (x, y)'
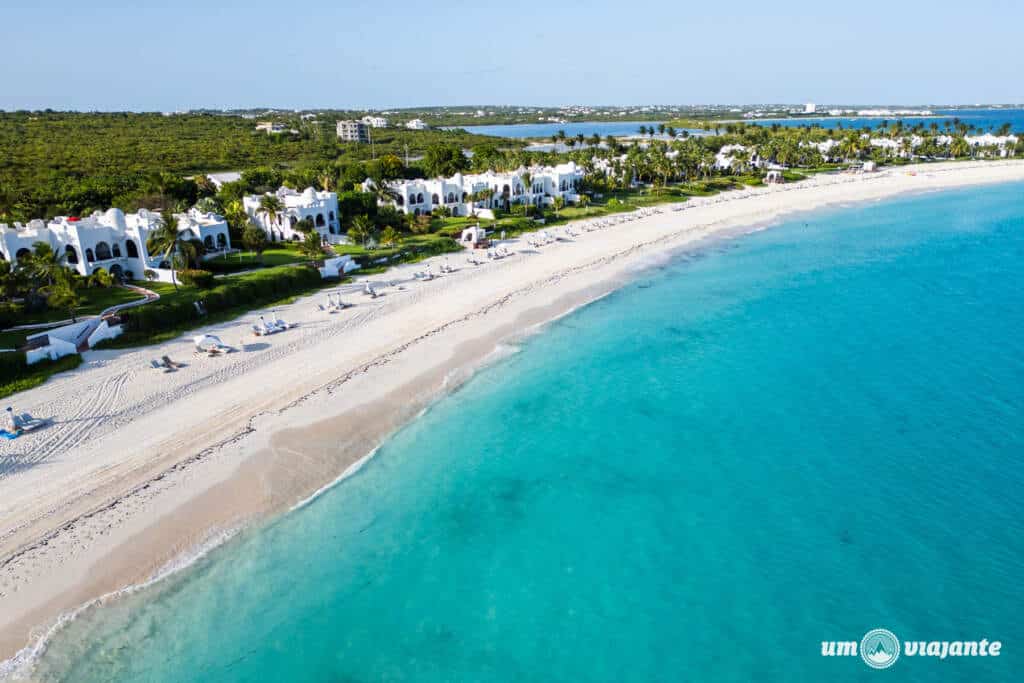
top-left (361, 115), bottom-right (388, 128)
top-left (0, 208), bottom-right (230, 281)
top-left (405, 118), bottom-right (429, 130)
top-left (243, 186), bottom-right (342, 242)
top-left (364, 162), bottom-right (584, 217)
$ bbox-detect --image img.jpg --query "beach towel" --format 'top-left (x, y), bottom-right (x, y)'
top-left (0, 429), bottom-right (20, 440)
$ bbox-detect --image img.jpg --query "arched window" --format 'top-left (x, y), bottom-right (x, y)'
top-left (417, 193), bottom-right (424, 204)
top-left (396, 195), bottom-right (404, 206)
top-left (16, 248), bottom-right (31, 261)
top-left (447, 192), bottom-right (455, 203)
top-left (94, 242), bottom-right (112, 260)
top-left (65, 245), bottom-right (79, 264)
top-left (111, 243), bottom-right (122, 258)
top-left (462, 192), bottom-right (468, 202)
top-left (204, 235), bottom-right (215, 250)
top-left (502, 184), bottom-right (510, 196)
top-left (0, 252), bottom-right (6, 261)
top-left (328, 211), bottom-right (335, 221)
top-left (217, 234), bottom-right (227, 249)
top-left (86, 248), bottom-right (95, 262)
top-left (126, 240), bottom-right (139, 258)
top-left (290, 216), bottom-right (298, 227)
top-left (316, 214), bottom-right (325, 227)
top-left (431, 193), bottom-right (439, 205)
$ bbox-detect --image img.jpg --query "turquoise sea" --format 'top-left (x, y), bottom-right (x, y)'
top-left (27, 183), bottom-right (1024, 682)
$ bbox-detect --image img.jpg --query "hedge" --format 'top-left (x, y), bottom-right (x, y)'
top-left (120, 265), bottom-right (324, 336)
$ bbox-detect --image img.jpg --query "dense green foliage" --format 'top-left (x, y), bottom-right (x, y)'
top-left (0, 112), bottom-right (504, 221)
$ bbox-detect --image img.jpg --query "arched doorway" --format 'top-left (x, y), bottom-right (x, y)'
top-left (65, 245), bottom-right (79, 264)
top-left (203, 235), bottom-right (215, 250)
top-left (217, 234), bottom-right (227, 249)
top-left (126, 240), bottom-right (139, 258)
top-left (110, 264), bottom-right (124, 281)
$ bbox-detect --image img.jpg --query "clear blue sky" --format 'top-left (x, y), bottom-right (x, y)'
top-left (2, 0), bottom-right (1021, 111)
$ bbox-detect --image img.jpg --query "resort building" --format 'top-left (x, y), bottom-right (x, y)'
top-left (361, 115), bottom-right (388, 128)
top-left (243, 186), bottom-right (342, 242)
top-left (255, 121), bottom-right (287, 134)
top-left (404, 118), bottom-right (429, 130)
top-left (0, 208), bottom-right (231, 281)
top-left (364, 162), bottom-right (584, 217)
top-left (336, 120), bottom-right (370, 143)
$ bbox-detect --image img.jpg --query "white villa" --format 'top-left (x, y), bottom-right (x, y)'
top-left (0, 208), bottom-right (231, 281)
top-left (405, 118), bottom-right (429, 130)
top-left (361, 115), bottom-right (388, 128)
top-left (243, 186), bottom-right (342, 242)
top-left (363, 162), bottom-right (584, 217)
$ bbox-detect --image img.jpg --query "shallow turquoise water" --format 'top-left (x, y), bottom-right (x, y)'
top-left (31, 183), bottom-right (1024, 682)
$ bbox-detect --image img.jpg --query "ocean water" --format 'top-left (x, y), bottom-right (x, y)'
top-left (27, 183), bottom-right (1024, 682)
top-left (455, 120), bottom-right (668, 139)
top-left (748, 108), bottom-right (1024, 133)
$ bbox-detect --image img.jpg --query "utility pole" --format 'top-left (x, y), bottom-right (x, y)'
top-left (404, 143), bottom-right (410, 168)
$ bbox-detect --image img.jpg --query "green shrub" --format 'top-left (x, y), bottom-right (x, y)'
top-left (0, 303), bottom-right (24, 330)
top-left (0, 352), bottom-right (82, 399)
top-left (177, 269), bottom-right (216, 288)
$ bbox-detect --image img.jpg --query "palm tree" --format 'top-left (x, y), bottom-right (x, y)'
top-left (299, 230), bottom-right (325, 261)
top-left (241, 222), bottom-right (269, 264)
top-left (147, 212), bottom-right (196, 290)
top-left (380, 226), bottom-right (400, 247)
top-left (520, 171), bottom-right (533, 205)
top-left (26, 242), bottom-right (66, 287)
top-left (552, 196), bottom-right (565, 215)
top-left (259, 194), bottom-right (284, 241)
top-left (372, 180), bottom-right (400, 207)
top-left (348, 214), bottom-right (375, 248)
top-left (43, 270), bottom-right (81, 322)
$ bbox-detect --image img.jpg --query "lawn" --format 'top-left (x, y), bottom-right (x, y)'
top-left (203, 246), bottom-right (309, 272)
top-left (13, 285), bottom-right (148, 327)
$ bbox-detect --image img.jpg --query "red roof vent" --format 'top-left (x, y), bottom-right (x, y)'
top-left (68, 216), bottom-right (80, 222)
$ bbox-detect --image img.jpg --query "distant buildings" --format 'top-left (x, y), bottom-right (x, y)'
top-left (205, 171), bottom-right (242, 189)
top-left (0, 208), bottom-right (231, 280)
top-left (364, 162), bottom-right (584, 217)
top-left (255, 121), bottom-right (288, 134)
top-left (404, 118), bottom-right (429, 130)
top-left (243, 187), bottom-right (342, 242)
top-left (336, 120), bottom-right (370, 143)
top-left (804, 102), bottom-right (816, 114)
top-left (360, 115), bottom-right (388, 128)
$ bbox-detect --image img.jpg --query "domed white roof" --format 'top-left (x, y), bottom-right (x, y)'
top-left (104, 207), bottom-right (127, 230)
top-left (301, 187), bottom-right (317, 201)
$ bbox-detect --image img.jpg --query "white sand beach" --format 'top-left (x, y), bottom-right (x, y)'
top-left (2, 160), bottom-right (1023, 671)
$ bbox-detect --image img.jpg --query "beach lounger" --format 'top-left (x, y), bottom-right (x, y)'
top-left (161, 356), bottom-right (182, 370)
top-left (16, 413), bottom-right (49, 432)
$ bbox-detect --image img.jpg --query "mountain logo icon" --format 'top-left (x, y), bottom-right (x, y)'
top-left (861, 628), bottom-right (901, 669)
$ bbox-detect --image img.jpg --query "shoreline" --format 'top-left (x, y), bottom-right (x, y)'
top-left (2, 160), bottom-right (1024, 676)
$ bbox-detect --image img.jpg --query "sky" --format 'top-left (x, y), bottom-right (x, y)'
top-left (2, 0), bottom-right (1022, 111)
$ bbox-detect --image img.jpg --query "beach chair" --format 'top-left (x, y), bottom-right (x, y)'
top-left (161, 355), bottom-right (181, 370)
top-left (17, 413), bottom-right (49, 432)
